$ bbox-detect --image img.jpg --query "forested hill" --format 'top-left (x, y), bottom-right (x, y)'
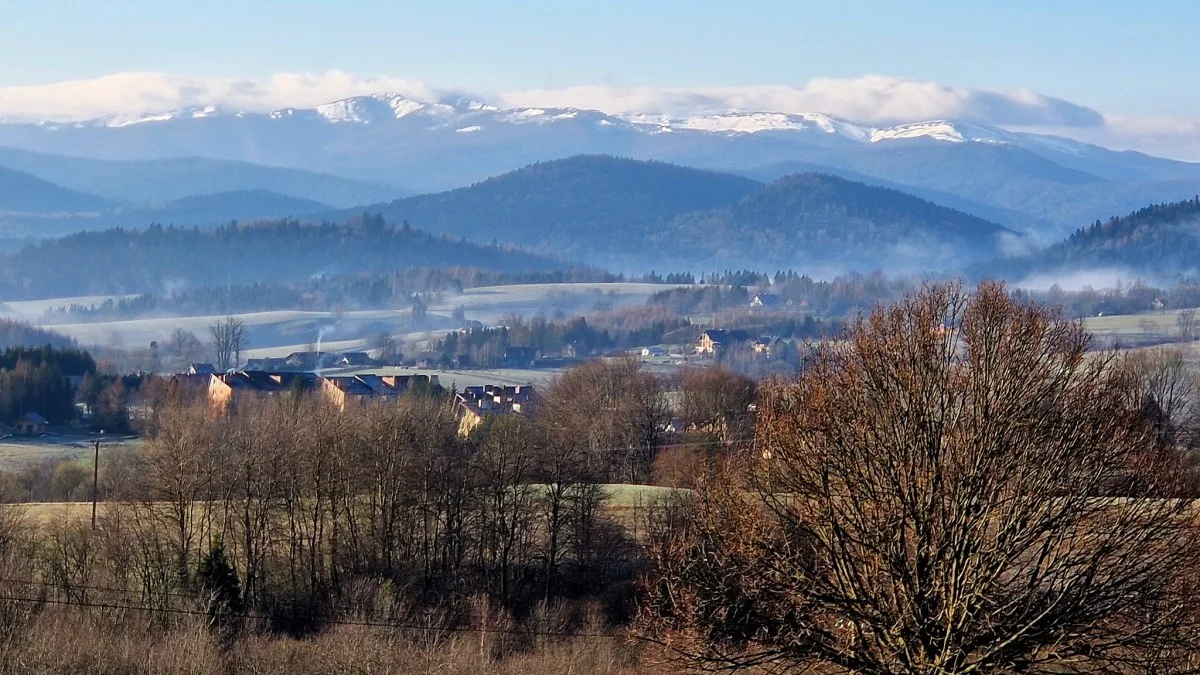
top-left (987, 197), bottom-right (1200, 279)
top-left (324, 156), bottom-right (1015, 271)
top-left (321, 155), bottom-right (764, 263)
top-left (659, 173), bottom-right (1017, 271)
top-left (0, 217), bottom-right (574, 299)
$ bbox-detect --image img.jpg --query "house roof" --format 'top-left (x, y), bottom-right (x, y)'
top-left (187, 363), bottom-right (217, 375)
top-left (700, 329), bottom-right (749, 343)
top-left (219, 371), bottom-right (286, 392)
top-left (338, 352), bottom-right (373, 365)
top-left (324, 376), bottom-right (376, 396)
top-left (15, 412), bottom-right (47, 425)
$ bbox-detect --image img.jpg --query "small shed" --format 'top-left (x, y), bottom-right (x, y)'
top-left (12, 412), bottom-right (47, 436)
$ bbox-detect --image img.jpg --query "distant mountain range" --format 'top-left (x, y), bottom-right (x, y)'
top-left (3, 92), bottom-right (1199, 238)
top-left (325, 156), bottom-right (1016, 272)
top-left (0, 146), bottom-right (402, 207)
top-left (0, 147), bottom-right (408, 239)
top-left (0, 167), bottom-right (112, 213)
top-left (0, 164), bottom-right (338, 239)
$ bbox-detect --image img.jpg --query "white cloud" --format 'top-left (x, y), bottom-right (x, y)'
top-left (0, 71), bottom-right (1197, 161)
top-left (498, 76), bottom-right (1106, 128)
top-left (0, 70), bottom-right (449, 122)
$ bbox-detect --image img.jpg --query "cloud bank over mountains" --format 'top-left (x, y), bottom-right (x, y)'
top-left (500, 76), bottom-right (1106, 129)
top-left (0, 70), bottom-right (1196, 160)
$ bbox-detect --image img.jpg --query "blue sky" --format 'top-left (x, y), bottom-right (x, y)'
top-left (1, 0), bottom-right (1197, 118)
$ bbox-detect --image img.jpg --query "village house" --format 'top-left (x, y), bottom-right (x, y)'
top-left (753, 336), bottom-right (787, 357)
top-left (186, 363), bottom-right (217, 376)
top-left (10, 412), bottom-right (47, 436)
top-left (456, 384), bottom-right (535, 436)
top-left (695, 329), bottom-right (749, 355)
top-left (502, 347), bottom-right (537, 368)
top-left (335, 352), bottom-right (373, 367)
top-left (187, 369), bottom-right (439, 411)
top-left (320, 373), bottom-right (438, 411)
top-left (750, 293), bottom-right (783, 308)
top-left (641, 345), bottom-right (667, 357)
top-left (207, 371), bottom-right (289, 408)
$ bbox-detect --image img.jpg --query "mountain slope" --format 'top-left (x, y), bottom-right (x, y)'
top-left (0, 146), bottom-right (403, 206)
top-left (988, 197), bottom-right (1200, 280)
top-left (325, 156), bottom-right (763, 262)
top-left (0, 217), bottom-right (572, 299)
top-left (658, 173), bottom-right (1017, 271)
top-left (0, 167), bottom-right (112, 213)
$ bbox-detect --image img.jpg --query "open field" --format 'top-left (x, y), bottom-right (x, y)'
top-left (1082, 307), bottom-right (1191, 346)
top-left (6, 483), bottom-right (683, 525)
top-left (0, 434), bottom-right (141, 471)
top-left (2, 282), bottom-right (685, 353)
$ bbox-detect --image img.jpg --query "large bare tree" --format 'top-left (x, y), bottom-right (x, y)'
top-left (209, 317), bottom-right (248, 371)
top-left (639, 282), bottom-right (1200, 674)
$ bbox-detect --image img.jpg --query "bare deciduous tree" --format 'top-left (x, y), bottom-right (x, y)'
top-left (677, 365), bottom-right (757, 443)
top-left (639, 282), bottom-right (1200, 674)
top-left (539, 357), bottom-right (669, 483)
top-left (209, 317), bottom-right (248, 371)
top-left (1178, 308), bottom-right (1198, 342)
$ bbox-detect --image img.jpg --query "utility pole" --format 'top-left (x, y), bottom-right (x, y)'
top-left (90, 430), bottom-right (104, 529)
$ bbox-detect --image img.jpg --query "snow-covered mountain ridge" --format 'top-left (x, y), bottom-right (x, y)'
top-left (24, 91), bottom-right (1085, 151)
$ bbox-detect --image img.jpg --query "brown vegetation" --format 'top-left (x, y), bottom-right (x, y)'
top-left (638, 282), bottom-right (1200, 673)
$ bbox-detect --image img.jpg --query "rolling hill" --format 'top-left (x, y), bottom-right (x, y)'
top-left (657, 173), bottom-right (1017, 271)
top-left (0, 167), bottom-right (113, 213)
top-left (0, 217), bottom-right (574, 299)
top-left (323, 156), bottom-right (764, 263)
top-left (326, 156), bottom-right (1015, 271)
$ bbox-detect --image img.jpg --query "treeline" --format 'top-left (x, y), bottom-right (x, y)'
top-left (1013, 278), bottom-right (1200, 318)
top-left (649, 270), bottom-right (918, 317)
top-left (0, 346), bottom-right (98, 424)
top-left (427, 308), bottom-right (690, 367)
top-left (0, 318), bottom-right (77, 350)
top-left (44, 267), bottom-right (637, 322)
top-left (0, 217), bottom-right (576, 299)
